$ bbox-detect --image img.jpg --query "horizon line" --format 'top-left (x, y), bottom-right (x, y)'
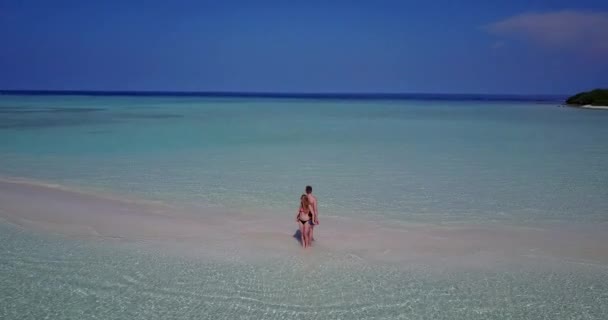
top-left (0, 90), bottom-right (567, 101)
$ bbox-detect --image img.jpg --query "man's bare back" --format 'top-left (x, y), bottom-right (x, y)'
top-left (305, 185), bottom-right (318, 241)
top-left (308, 194), bottom-right (318, 223)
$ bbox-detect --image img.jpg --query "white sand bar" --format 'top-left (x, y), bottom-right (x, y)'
top-left (1, 178), bottom-right (607, 268)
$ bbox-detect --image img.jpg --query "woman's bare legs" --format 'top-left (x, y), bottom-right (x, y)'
top-left (299, 222), bottom-right (306, 248)
top-left (306, 222), bottom-right (313, 247)
top-left (302, 223), bottom-right (311, 248)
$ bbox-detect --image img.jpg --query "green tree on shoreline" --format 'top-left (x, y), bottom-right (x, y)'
top-left (566, 89), bottom-right (608, 106)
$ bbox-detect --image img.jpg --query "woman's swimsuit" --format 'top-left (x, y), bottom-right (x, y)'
top-left (298, 209), bottom-right (310, 225)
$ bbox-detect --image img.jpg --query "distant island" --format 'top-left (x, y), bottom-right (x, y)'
top-left (566, 89), bottom-right (608, 109)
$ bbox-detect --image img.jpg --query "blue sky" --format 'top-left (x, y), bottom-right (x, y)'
top-left (1, 0), bottom-right (607, 94)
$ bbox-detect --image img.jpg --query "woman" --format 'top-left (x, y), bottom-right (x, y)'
top-left (295, 194), bottom-right (314, 248)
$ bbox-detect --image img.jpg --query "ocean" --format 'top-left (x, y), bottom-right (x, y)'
top-left (1, 93), bottom-right (607, 319)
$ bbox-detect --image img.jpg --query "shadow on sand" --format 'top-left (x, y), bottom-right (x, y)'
top-left (293, 229), bottom-right (315, 246)
top-left (293, 229), bottom-right (303, 245)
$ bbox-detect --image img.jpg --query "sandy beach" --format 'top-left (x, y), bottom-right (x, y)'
top-left (580, 104), bottom-right (608, 110)
top-left (2, 177), bottom-right (607, 268)
top-left (3, 177), bottom-right (608, 319)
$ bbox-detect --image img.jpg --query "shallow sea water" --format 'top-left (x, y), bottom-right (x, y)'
top-left (1, 95), bottom-right (608, 224)
top-left (1, 95), bottom-right (608, 319)
top-left (2, 223), bottom-right (608, 320)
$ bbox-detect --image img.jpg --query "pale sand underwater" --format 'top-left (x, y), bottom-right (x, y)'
top-left (2, 178), bottom-right (607, 268)
top-left (2, 178), bottom-right (608, 319)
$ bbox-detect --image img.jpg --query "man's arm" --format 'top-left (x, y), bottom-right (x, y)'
top-left (313, 197), bottom-right (319, 224)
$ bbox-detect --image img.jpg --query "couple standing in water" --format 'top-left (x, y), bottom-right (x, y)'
top-left (296, 185), bottom-right (319, 248)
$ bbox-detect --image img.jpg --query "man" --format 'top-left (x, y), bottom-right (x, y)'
top-left (305, 185), bottom-right (319, 240)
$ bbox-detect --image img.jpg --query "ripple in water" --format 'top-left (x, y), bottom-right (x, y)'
top-left (1, 224), bottom-right (607, 320)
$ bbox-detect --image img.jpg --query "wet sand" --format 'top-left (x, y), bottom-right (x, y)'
top-left (2, 178), bottom-right (607, 269)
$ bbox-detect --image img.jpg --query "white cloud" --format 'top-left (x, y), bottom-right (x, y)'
top-left (485, 10), bottom-right (608, 54)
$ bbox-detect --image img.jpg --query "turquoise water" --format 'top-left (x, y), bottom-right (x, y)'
top-left (1, 95), bottom-right (608, 319)
top-left (1, 95), bottom-right (607, 223)
top-left (1, 223), bottom-right (607, 320)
